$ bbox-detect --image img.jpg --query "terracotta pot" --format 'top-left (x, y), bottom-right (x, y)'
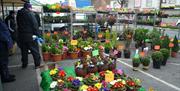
top-left (62, 51), bottom-right (68, 59)
top-left (171, 52), bottom-right (177, 57)
top-left (42, 52), bottom-right (51, 62)
top-left (51, 54), bottom-right (62, 62)
top-left (69, 52), bottom-right (79, 59)
top-left (82, 50), bottom-right (91, 58)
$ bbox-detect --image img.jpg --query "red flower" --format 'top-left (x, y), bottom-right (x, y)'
top-left (99, 71), bottom-right (105, 77)
top-left (87, 86), bottom-right (98, 91)
top-left (58, 70), bottom-right (66, 77)
top-left (67, 76), bottom-right (74, 82)
top-left (127, 81), bottom-right (135, 87)
top-left (113, 82), bottom-right (125, 88)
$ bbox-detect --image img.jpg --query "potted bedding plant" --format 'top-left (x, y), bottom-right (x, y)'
top-left (132, 57), bottom-right (141, 71)
top-left (171, 36), bottom-right (179, 57)
top-left (140, 56), bottom-right (151, 70)
top-left (50, 43), bottom-right (63, 62)
top-left (42, 43), bottom-right (51, 62)
top-left (68, 44), bottom-right (79, 59)
top-left (160, 48), bottom-right (170, 66)
top-left (151, 51), bottom-right (163, 69)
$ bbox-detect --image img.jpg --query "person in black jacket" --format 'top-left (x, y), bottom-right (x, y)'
top-left (16, 2), bottom-right (41, 69)
top-left (5, 11), bottom-right (17, 43)
top-left (0, 18), bottom-right (16, 83)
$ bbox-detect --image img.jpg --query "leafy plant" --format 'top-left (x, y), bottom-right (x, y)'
top-left (140, 56), bottom-right (150, 66)
top-left (42, 44), bottom-right (50, 53)
top-left (132, 57), bottom-right (141, 64)
top-left (161, 35), bottom-right (170, 49)
top-left (68, 44), bottom-right (78, 53)
top-left (147, 29), bottom-right (161, 42)
top-left (172, 36), bottom-right (179, 52)
top-left (95, 15), bottom-right (106, 27)
top-left (160, 48), bottom-right (170, 60)
top-left (134, 28), bottom-right (149, 43)
top-left (151, 51), bottom-right (163, 61)
top-left (107, 15), bottom-right (116, 27)
top-left (50, 43), bottom-right (62, 54)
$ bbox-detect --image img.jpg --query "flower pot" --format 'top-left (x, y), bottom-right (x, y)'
top-left (88, 66), bottom-right (98, 73)
top-left (116, 51), bottom-right (122, 58)
top-left (105, 48), bottom-right (110, 54)
top-left (69, 52), bottom-right (79, 59)
top-left (142, 66), bottom-right (149, 70)
top-left (62, 51), bottom-right (68, 59)
top-left (75, 68), bottom-right (87, 77)
top-left (132, 62), bottom-right (140, 71)
top-left (82, 50), bottom-right (91, 58)
top-left (124, 50), bottom-right (131, 58)
top-left (171, 52), bottom-right (177, 57)
top-left (108, 63), bottom-right (116, 71)
top-left (162, 58), bottom-right (168, 66)
top-left (42, 52), bottom-right (51, 62)
top-left (51, 54), bottom-right (62, 62)
top-left (153, 60), bottom-right (161, 69)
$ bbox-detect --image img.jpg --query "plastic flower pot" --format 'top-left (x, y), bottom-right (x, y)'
top-left (171, 52), bottom-right (177, 57)
top-left (124, 49), bottom-right (131, 58)
top-left (69, 52), bottom-right (79, 59)
top-left (51, 54), bottom-right (62, 62)
top-left (42, 52), bottom-right (51, 62)
top-left (162, 58), bottom-right (168, 66)
top-left (105, 48), bottom-right (110, 54)
top-left (82, 50), bottom-right (91, 58)
top-left (75, 68), bottom-right (87, 77)
top-left (153, 60), bottom-right (161, 69)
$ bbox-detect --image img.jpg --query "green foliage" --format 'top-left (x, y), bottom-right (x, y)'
top-left (68, 44), bottom-right (78, 53)
top-left (132, 57), bottom-right (141, 64)
top-left (160, 48), bottom-right (170, 60)
top-left (161, 35), bottom-right (170, 49)
top-left (42, 44), bottom-right (50, 53)
top-left (140, 56), bottom-right (150, 66)
top-left (111, 31), bottom-right (118, 47)
top-left (50, 43), bottom-right (62, 54)
top-left (172, 36), bottom-right (179, 52)
top-left (151, 51), bottom-right (163, 61)
top-left (105, 30), bottom-right (111, 40)
top-left (134, 28), bottom-right (149, 42)
top-left (147, 29), bottom-right (161, 42)
top-left (123, 27), bottom-right (133, 40)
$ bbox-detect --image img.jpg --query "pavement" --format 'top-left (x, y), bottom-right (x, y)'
top-left (1, 27), bottom-right (180, 91)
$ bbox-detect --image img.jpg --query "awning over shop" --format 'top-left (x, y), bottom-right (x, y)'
top-left (1, 0), bottom-right (25, 6)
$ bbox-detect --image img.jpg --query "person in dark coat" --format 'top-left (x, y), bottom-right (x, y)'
top-left (0, 18), bottom-right (16, 83)
top-left (5, 11), bottom-right (17, 43)
top-left (16, 2), bottom-right (41, 69)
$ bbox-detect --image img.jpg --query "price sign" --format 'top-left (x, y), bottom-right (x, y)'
top-left (105, 72), bottom-right (114, 82)
top-left (92, 50), bottom-right (99, 57)
top-left (169, 43), bottom-right (174, 48)
top-left (71, 40), bottom-right (78, 45)
top-left (154, 45), bottom-right (160, 50)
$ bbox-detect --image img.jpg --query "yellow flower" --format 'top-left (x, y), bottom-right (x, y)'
top-left (122, 80), bottom-right (126, 85)
top-left (95, 83), bottom-right (102, 89)
top-left (58, 79), bottom-right (64, 83)
top-left (50, 69), bottom-right (57, 75)
top-left (80, 85), bottom-right (88, 90)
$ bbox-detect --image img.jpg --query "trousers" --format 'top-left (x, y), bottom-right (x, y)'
top-left (19, 41), bottom-right (41, 67)
top-left (0, 42), bottom-right (10, 79)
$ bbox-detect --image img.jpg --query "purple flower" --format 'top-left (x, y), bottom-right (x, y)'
top-left (58, 66), bottom-right (63, 71)
top-left (101, 87), bottom-right (110, 91)
top-left (117, 69), bottom-right (123, 75)
top-left (72, 79), bottom-right (80, 86)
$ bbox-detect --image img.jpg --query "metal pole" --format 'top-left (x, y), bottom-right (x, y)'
top-left (12, 3), bottom-right (15, 11)
top-left (1, 0), bottom-right (5, 20)
top-left (70, 11), bottom-right (73, 39)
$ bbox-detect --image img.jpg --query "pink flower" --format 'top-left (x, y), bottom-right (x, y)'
top-left (117, 69), bottom-right (123, 75)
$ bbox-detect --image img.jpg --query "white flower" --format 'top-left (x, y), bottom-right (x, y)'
top-left (50, 81), bottom-right (57, 88)
top-left (84, 47), bottom-right (89, 51)
top-left (76, 77), bottom-right (83, 81)
top-left (110, 80), bottom-right (118, 85)
top-left (122, 80), bottom-right (126, 85)
top-left (117, 79), bottom-right (122, 82)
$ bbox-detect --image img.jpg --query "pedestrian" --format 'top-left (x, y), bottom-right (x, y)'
top-left (0, 18), bottom-right (16, 83)
top-left (5, 11), bottom-right (17, 43)
top-left (16, 2), bottom-right (41, 69)
top-left (5, 11), bottom-right (17, 55)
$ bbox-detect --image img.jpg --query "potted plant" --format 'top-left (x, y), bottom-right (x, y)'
top-left (104, 40), bottom-right (113, 54)
top-left (151, 51), bottom-right (163, 69)
top-left (107, 15), bottom-right (116, 29)
top-left (50, 43), bottom-right (63, 62)
top-left (160, 48), bottom-right (170, 66)
top-left (132, 57), bottom-right (141, 71)
top-left (80, 40), bottom-right (93, 58)
top-left (161, 35), bottom-right (170, 49)
top-left (68, 45), bottom-right (79, 59)
top-left (172, 36), bottom-right (179, 57)
top-left (95, 15), bottom-right (106, 27)
top-left (140, 56), bottom-right (150, 70)
top-left (42, 43), bottom-right (51, 62)
top-left (74, 60), bottom-right (87, 77)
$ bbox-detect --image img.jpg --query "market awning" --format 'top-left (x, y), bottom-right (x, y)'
top-left (1, 0), bottom-right (25, 6)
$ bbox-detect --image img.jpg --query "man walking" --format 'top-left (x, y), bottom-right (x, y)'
top-left (17, 2), bottom-right (41, 69)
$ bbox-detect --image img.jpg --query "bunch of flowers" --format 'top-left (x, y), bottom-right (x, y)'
top-left (83, 73), bottom-right (100, 86)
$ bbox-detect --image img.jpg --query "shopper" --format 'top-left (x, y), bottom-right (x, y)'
top-left (16, 2), bottom-right (41, 69)
top-left (0, 18), bottom-right (16, 83)
top-left (5, 11), bottom-right (17, 43)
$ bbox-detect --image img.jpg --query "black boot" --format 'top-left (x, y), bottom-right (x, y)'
top-left (2, 76), bottom-right (16, 83)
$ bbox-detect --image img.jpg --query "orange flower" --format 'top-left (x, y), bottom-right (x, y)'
top-left (54, 31), bottom-right (58, 35)
top-left (47, 33), bottom-right (51, 37)
top-left (105, 40), bottom-right (110, 43)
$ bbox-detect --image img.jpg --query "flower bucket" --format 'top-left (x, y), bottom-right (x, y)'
top-left (69, 52), bottom-right (79, 59)
top-left (42, 52), bottom-right (51, 62)
top-left (51, 54), bottom-right (62, 62)
top-left (82, 50), bottom-right (91, 58)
